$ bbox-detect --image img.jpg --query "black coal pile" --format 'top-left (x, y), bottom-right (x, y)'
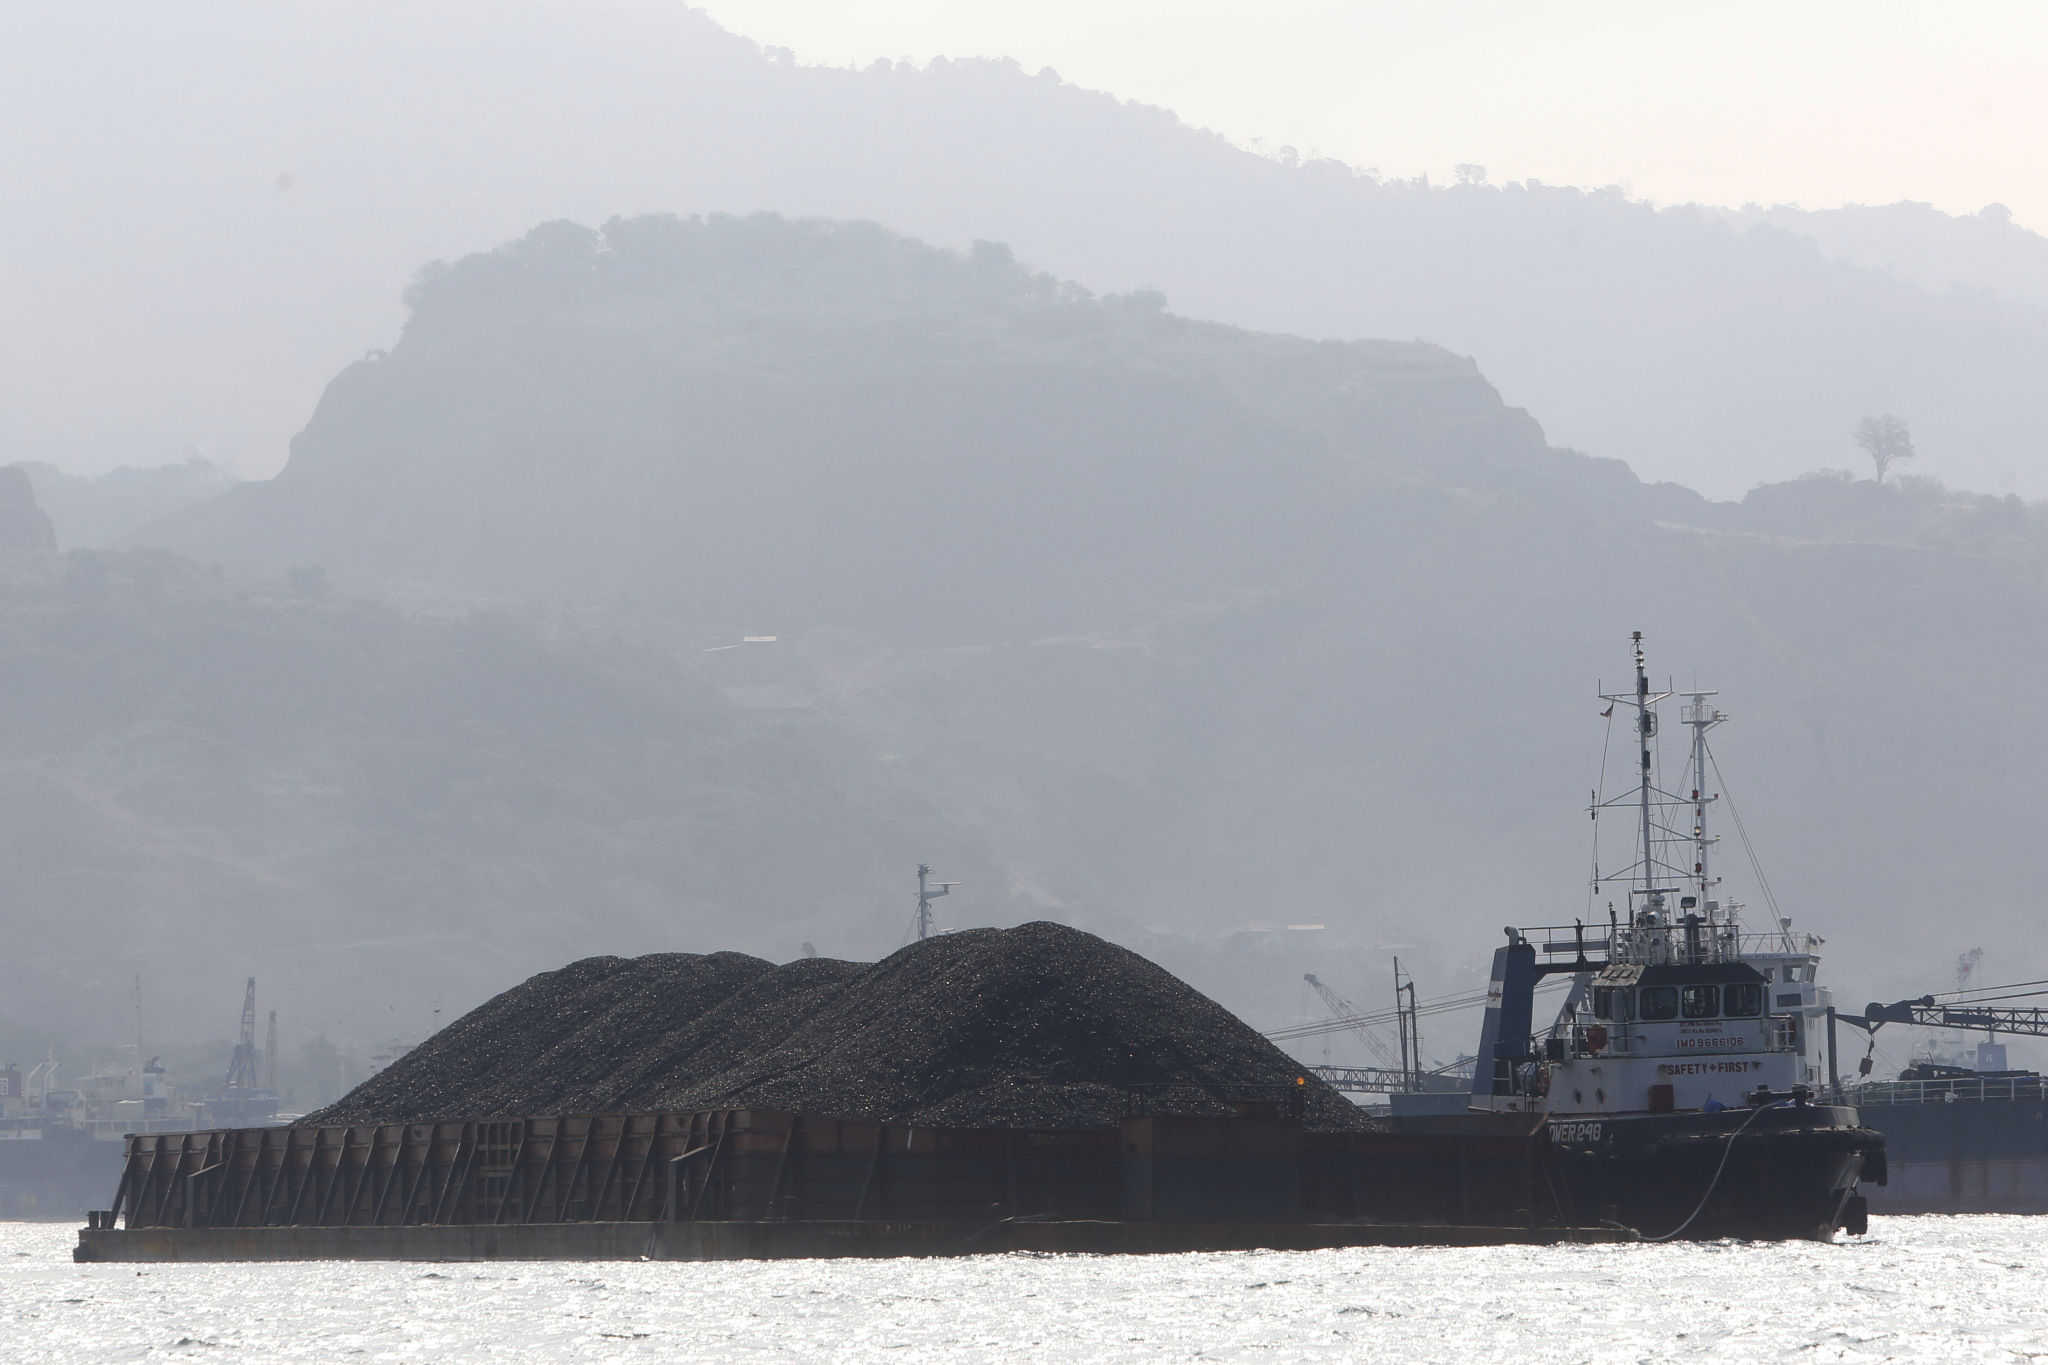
top-left (312, 922), bottom-right (1371, 1131)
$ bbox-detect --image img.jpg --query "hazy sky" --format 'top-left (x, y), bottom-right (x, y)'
top-left (700, 0), bottom-right (2048, 230)
top-left (5, 1), bottom-right (2043, 495)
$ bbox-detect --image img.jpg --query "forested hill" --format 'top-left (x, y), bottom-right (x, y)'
top-left (0, 544), bottom-right (985, 1053)
top-left (14, 4), bottom-right (2048, 498)
top-left (111, 214), bottom-right (2048, 1067)
top-left (151, 215), bottom-right (1548, 642)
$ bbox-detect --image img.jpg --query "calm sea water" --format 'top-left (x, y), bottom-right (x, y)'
top-left (2, 1217), bottom-right (2041, 1363)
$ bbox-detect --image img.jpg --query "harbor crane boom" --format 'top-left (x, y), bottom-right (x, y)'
top-left (1302, 974), bottom-right (1406, 1073)
top-left (1827, 984), bottom-right (2048, 1090)
top-left (223, 977), bottom-right (260, 1091)
top-left (1842, 995), bottom-right (2048, 1039)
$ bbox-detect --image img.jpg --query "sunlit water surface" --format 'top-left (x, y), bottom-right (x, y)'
top-left (2, 1217), bottom-right (2041, 1363)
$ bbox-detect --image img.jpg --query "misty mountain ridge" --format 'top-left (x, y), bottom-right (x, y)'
top-left (147, 213), bottom-right (1551, 642)
top-left (11, 3), bottom-right (2048, 498)
top-left (21, 457), bottom-right (240, 551)
top-left (146, 213), bottom-right (2048, 602)
top-left (1721, 200), bottom-right (2048, 312)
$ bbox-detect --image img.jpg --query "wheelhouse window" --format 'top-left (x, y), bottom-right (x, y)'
top-left (1724, 983), bottom-right (1764, 1017)
top-left (1638, 986), bottom-right (1679, 1020)
top-left (1681, 984), bottom-right (1720, 1019)
top-left (1591, 987), bottom-right (1635, 1021)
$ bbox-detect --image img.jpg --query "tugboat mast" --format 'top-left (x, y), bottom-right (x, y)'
top-left (1591, 632), bottom-right (1732, 960)
top-left (1597, 630), bottom-right (1674, 928)
top-left (1682, 688), bottom-right (1725, 933)
top-left (1633, 632), bottom-right (1656, 912)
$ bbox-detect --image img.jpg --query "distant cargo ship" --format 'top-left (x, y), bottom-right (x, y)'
top-left (0, 1056), bottom-right (228, 1218)
top-left (1854, 1054), bottom-right (2048, 1213)
top-left (2, 979), bottom-right (283, 1218)
top-left (1806, 978), bottom-right (2048, 1213)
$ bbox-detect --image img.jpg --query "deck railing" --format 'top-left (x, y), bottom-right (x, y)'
top-left (1523, 923), bottom-right (1814, 970)
top-left (1852, 1076), bottom-right (2048, 1107)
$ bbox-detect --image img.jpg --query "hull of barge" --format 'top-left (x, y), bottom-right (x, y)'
top-left (74, 1106), bottom-right (1627, 1261)
top-left (1858, 1082), bottom-right (2048, 1214)
top-left (74, 1217), bottom-right (1630, 1262)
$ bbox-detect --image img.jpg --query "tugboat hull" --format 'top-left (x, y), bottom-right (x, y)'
top-left (1546, 1105), bottom-right (1882, 1240)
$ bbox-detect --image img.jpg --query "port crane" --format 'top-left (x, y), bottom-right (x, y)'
top-left (1297, 969), bottom-right (1463, 1094)
top-left (223, 977), bottom-right (261, 1091)
top-left (1827, 980), bottom-right (2048, 1088)
top-left (1843, 995), bottom-right (2048, 1038)
top-left (211, 977), bottom-right (283, 1125)
top-left (1302, 973), bottom-right (1406, 1072)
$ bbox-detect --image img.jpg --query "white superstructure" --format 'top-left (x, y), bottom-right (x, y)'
top-left (1475, 632), bottom-right (1836, 1115)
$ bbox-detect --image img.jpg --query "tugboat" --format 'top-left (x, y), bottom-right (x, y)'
top-left (1467, 632), bottom-right (1884, 1239)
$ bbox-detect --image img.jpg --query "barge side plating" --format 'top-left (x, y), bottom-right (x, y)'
top-left (74, 1106), bottom-right (1625, 1261)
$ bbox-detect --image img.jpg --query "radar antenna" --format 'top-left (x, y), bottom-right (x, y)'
top-left (1593, 631), bottom-right (1676, 923)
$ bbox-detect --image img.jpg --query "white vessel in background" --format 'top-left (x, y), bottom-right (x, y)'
top-left (1, 979), bottom-right (284, 1217)
top-left (0, 1054), bottom-right (217, 1218)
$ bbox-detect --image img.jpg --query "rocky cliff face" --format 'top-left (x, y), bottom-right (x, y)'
top-left (147, 214), bottom-right (1552, 644)
top-left (0, 466), bottom-right (57, 553)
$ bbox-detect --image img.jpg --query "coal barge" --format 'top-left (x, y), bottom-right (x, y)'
top-left (74, 1103), bottom-right (1630, 1261)
top-left (73, 921), bottom-right (1639, 1261)
top-left (71, 635), bottom-right (1883, 1258)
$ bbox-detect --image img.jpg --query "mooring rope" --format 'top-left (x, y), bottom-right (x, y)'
top-left (1642, 1100), bottom-right (1786, 1243)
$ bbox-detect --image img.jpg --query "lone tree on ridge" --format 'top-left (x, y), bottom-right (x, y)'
top-left (1852, 414), bottom-right (1915, 483)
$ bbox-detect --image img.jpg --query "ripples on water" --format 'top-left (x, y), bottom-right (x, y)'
top-left (2, 1218), bottom-right (2040, 1363)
